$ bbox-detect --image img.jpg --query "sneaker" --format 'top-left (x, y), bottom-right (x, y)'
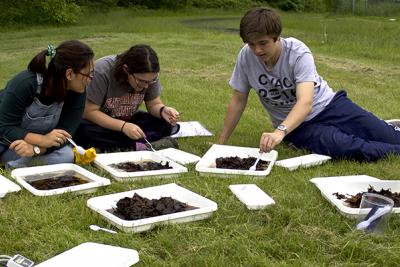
top-left (149, 137), bottom-right (179, 150)
top-left (386, 119), bottom-right (400, 128)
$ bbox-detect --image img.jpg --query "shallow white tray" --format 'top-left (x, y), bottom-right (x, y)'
top-left (87, 183), bottom-right (218, 233)
top-left (156, 148), bottom-right (201, 165)
top-left (275, 154), bottom-right (331, 171)
top-left (94, 151), bottom-right (188, 181)
top-left (35, 242), bottom-right (139, 267)
top-left (0, 174), bottom-right (21, 198)
top-left (229, 184), bottom-right (275, 210)
top-left (195, 144), bottom-right (278, 177)
top-left (310, 175), bottom-right (380, 185)
top-left (11, 163), bottom-right (110, 196)
top-left (310, 176), bottom-right (400, 217)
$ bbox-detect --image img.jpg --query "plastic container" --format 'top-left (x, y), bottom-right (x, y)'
top-left (195, 144), bottom-right (278, 177)
top-left (11, 163), bottom-right (110, 196)
top-left (310, 176), bottom-right (400, 217)
top-left (35, 242), bottom-right (139, 267)
top-left (156, 148), bottom-right (201, 165)
top-left (275, 154), bottom-right (331, 171)
top-left (94, 151), bottom-right (187, 181)
top-left (357, 193), bottom-right (394, 234)
top-left (87, 183), bottom-right (218, 233)
top-left (0, 174), bottom-right (21, 198)
top-left (229, 184), bottom-right (275, 210)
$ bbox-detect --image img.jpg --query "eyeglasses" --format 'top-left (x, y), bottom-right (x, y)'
top-left (132, 73), bottom-right (159, 86)
top-left (78, 71), bottom-right (94, 80)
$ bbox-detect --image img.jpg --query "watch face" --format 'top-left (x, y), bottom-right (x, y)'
top-left (33, 146), bottom-right (40, 155)
top-left (278, 125), bottom-right (287, 131)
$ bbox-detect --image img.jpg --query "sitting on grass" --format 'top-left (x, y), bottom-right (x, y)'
top-left (0, 40), bottom-right (94, 168)
top-left (219, 7), bottom-right (400, 161)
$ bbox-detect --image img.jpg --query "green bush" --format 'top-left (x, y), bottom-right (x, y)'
top-left (116, 0), bottom-right (187, 10)
top-left (0, 0), bottom-right (81, 25)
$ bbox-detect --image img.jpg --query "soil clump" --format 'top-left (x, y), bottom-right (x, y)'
top-left (215, 156), bottom-right (269, 170)
top-left (111, 193), bottom-right (197, 220)
top-left (110, 161), bottom-right (172, 172)
top-left (333, 185), bottom-right (400, 208)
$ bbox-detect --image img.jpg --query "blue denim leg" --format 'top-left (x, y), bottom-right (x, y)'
top-left (1, 145), bottom-right (74, 168)
top-left (285, 91), bottom-right (400, 161)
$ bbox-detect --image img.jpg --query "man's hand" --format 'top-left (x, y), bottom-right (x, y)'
top-left (259, 130), bottom-right (285, 152)
top-left (122, 122), bottom-right (146, 140)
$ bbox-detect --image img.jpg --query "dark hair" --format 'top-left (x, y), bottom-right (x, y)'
top-left (240, 7), bottom-right (282, 43)
top-left (28, 40), bottom-right (94, 102)
top-left (113, 44), bottom-right (160, 84)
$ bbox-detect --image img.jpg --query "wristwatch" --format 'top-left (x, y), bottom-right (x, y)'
top-left (32, 145), bottom-right (41, 157)
top-left (277, 124), bottom-right (288, 135)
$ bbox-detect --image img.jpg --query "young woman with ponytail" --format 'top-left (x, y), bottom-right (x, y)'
top-left (0, 40), bottom-right (94, 168)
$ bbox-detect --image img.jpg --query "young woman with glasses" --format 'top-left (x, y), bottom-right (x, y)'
top-left (74, 44), bottom-right (180, 152)
top-left (0, 40), bottom-right (94, 168)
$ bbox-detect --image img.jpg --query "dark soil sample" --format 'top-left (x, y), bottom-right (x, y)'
top-left (110, 161), bottom-right (172, 172)
top-left (333, 185), bottom-right (400, 208)
top-left (111, 193), bottom-right (198, 220)
top-left (27, 172), bottom-right (89, 190)
top-left (215, 156), bottom-right (269, 171)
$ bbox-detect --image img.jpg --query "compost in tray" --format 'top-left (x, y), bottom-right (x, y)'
top-left (110, 161), bottom-right (172, 172)
top-left (215, 156), bottom-right (269, 171)
top-left (110, 193), bottom-right (198, 220)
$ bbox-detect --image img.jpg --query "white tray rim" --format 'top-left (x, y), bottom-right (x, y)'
top-left (87, 183), bottom-right (218, 232)
top-left (195, 144), bottom-right (278, 177)
top-left (94, 151), bottom-right (188, 180)
top-left (11, 163), bottom-right (110, 196)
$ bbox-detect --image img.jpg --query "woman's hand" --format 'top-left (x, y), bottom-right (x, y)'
top-left (122, 122), bottom-right (146, 140)
top-left (42, 129), bottom-right (71, 148)
top-left (9, 140), bottom-right (35, 157)
top-left (161, 106), bottom-right (180, 125)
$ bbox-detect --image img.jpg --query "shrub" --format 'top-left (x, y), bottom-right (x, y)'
top-left (0, 0), bottom-right (81, 25)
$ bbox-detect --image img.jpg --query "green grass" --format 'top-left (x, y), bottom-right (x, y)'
top-left (1, 8), bottom-right (400, 266)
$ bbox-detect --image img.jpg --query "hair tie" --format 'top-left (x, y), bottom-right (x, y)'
top-left (47, 44), bottom-right (56, 59)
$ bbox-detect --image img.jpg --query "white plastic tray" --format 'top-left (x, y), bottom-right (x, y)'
top-left (87, 183), bottom-right (218, 233)
top-left (94, 151), bottom-right (188, 181)
top-left (156, 148), bottom-right (201, 165)
top-left (0, 174), bottom-right (21, 198)
top-left (11, 163), bottom-right (110, 196)
top-left (195, 144), bottom-right (278, 177)
top-left (275, 154), bottom-right (331, 171)
top-left (35, 242), bottom-right (139, 267)
top-left (229, 184), bottom-right (275, 210)
top-left (310, 175), bottom-right (400, 217)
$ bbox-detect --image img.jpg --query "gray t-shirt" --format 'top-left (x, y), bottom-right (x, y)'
top-left (229, 37), bottom-right (335, 127)
top-left (87, 55), bottom-right (161, 121)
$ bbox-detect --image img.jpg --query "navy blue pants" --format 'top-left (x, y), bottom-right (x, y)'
top-left (285, 91), bottom-right (400, 161)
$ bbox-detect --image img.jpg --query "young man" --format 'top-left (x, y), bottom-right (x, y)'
top-left (219, 7), bottom-right (400, 161)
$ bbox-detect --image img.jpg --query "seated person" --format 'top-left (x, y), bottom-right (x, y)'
top-left (74, 44), bottom-right (180, 152)
top-left (0, 40), bottom-right (94, 168)
top-left (219, 7), bottom-right (400, 162)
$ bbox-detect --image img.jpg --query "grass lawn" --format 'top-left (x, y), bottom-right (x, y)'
top-left (1, 8), bottom-right (400, 266)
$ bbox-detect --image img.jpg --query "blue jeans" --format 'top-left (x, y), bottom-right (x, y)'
top-left (285, 91), bottom-right (400, 161)
top-left (1, 145), bottom-right (74, 168)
